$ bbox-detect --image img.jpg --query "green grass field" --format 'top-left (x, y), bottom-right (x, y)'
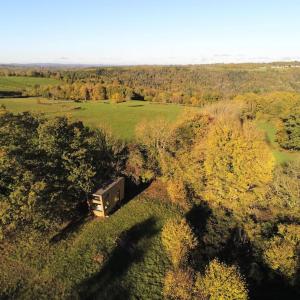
top-left (0, 76), bottom-right (61, 91)
top-left (0, 98), bottom-right (187, 139)
top-left (257, 120), bottom-right (300, 164)
top-left (2, 195), bottom-right (180, 299)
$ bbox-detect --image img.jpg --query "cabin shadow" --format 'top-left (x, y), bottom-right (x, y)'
top-left (77, 217), bottom-right (159, 300)
top-left (122, 177), bottom-right (151, 205)
top-left (50, 212), bottom-right (92, 244)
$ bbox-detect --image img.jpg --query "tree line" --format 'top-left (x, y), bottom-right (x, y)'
top-left (2, 64), bottom-right (300, 105)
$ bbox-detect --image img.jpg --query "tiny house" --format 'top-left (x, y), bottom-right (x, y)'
top-left (88, 177), bottom-right (125, 217)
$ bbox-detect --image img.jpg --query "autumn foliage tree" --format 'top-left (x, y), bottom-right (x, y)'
top-left (203, 119), bottom-right (275, 216)
top-left (195, 259), bottom-right (248, 300)
top-left (263, 224), bottom-right (300, 281)
top-left (0, 112), bottom-right (124, 239)
top-left (161, 218), bottom-right (198, 268)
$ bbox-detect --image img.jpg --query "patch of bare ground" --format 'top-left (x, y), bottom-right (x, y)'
top-left (141, 180), bottom-right (170, 202)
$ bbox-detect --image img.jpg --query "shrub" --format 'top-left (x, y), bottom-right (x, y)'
top-left (266, 160), bottom-right (300, 217)
top-left (277, 113), bottom-right (300, 151)
top-left (196, 259), bottom-right (248, 300)
top-left (166, 180), bottom-right (190, 210)
top-left (111, 93), bottom-right (126, 103)
top-left (163, 268), bottom-right (196, 300)
top-left (161, 218), bottom-right (198, 268)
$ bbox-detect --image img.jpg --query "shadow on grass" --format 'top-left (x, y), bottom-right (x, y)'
top-left (123, 178), bottom-right (151, 205)
top-left (77, 217), bottom-right (159, 300)
top-left (50, 214), bottom-right (92, 244)
top-left (105, 178), bottom-right (151, 217)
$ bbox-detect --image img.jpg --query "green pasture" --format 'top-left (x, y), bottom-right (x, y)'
top-left (257, 120), bottom-right (300, 164)
top-left (0, 76), bottom-right (61, 91)
top-left (0, 98), bottom-right (187, 139)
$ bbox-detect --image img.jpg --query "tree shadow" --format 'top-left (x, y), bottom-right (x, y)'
top-left (50, 214), bottom-right (92, 244)
top-left (186, 203), bottom-right (300, 299)
top-left (185, 202), bottom-right (212, 239)
top-left (77, 217), bottom-right (159, 300)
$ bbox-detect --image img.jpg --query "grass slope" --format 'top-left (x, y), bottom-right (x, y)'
top-left (1, 196), bottom-right (180, 299)
top-left (0, 98), bottom-right (186, 139)
top-left (0, 76), bottom-right (61, 91)
top-left (257, 120), bottom-right (300, 164)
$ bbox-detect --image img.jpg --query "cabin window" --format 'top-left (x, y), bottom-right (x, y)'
top-left (95, 204), bottom-right (103, 212)
top-left (114, 190), bottom-right (120, 203)
top-left (91, 202), bottom-right (103, 212)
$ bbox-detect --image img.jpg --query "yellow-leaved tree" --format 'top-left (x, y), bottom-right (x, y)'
top-left (203, 119), bottom-right (275, 215)
top-left (263, 224), bottom-right (300, 281)
top-left (161, 218), bottom-right (198, 268)
top-left (195, 259), bottom-right (248, 300)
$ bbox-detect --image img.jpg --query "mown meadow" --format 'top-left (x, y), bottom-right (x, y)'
top-left (0, 98), bottom-right (187, 140)
top-left (0, 76), bottom-right (61, 91)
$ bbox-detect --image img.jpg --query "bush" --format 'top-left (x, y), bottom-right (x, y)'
top-left (196, 259), bottom-right (248, 300)
top-left (166, 180), bottom-right (190, 210)
top-left (266, 160), bottom-right (300, 217)
top-left (161, 218), bottom-right (198, 268)
top-left (163, 268), bottom-right (196, 300)
top-left (111, 93), bottom-right (126, 103)
top-left (277, 113), bottom-right (300, 151)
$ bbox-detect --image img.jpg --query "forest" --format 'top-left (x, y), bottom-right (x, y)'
top-left (2, 63), bottom-right (300, 105)
top-left (0, 64), bottom-right (300, 299)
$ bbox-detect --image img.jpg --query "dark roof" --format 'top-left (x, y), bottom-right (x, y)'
top-left (93, 177), bottom-right (124, 196)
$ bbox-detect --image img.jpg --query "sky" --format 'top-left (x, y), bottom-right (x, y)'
top-left (1, 0), bottom-right (300, 65)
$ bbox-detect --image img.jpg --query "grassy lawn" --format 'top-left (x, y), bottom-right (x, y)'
top-left (0, 98), bottom-right (188, 139)
top-left (256, 120), bottom-right (300, 164)
top-left (1, 196), bottom-right (180, 299)
top-left (0, 76), bottom-right (61, 91)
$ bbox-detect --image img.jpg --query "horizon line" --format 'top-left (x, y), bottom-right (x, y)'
top-left (1, 60), bottom-right (300, 68)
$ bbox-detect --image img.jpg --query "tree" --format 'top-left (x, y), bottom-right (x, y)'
top-left (203, 120), bottom-right (275, 216)
top-left (195, 259), bottom-right (248, 300)
top-left (161, 218), bottom-right (198, 268)
top-left (0, 113), bottom-right (121, 239)
top-left (125, 144), bottom-right (155, 183)
top-left (92, 84), bottom-right (107, 100)
top-left (277, 113), bottom-right (300, 150)
top-left (79, 85), bottom-right (90, 100)
top-left (134, 118), bottom-right (172, 180)
top-left (263, 224), bottom-right (300, 280)
top-left (265, 160), bottom-right (300, 218)
top-left (159, 113), bottom-right (212, 206)
top-left (111, 92), bottom-right (125, 103)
